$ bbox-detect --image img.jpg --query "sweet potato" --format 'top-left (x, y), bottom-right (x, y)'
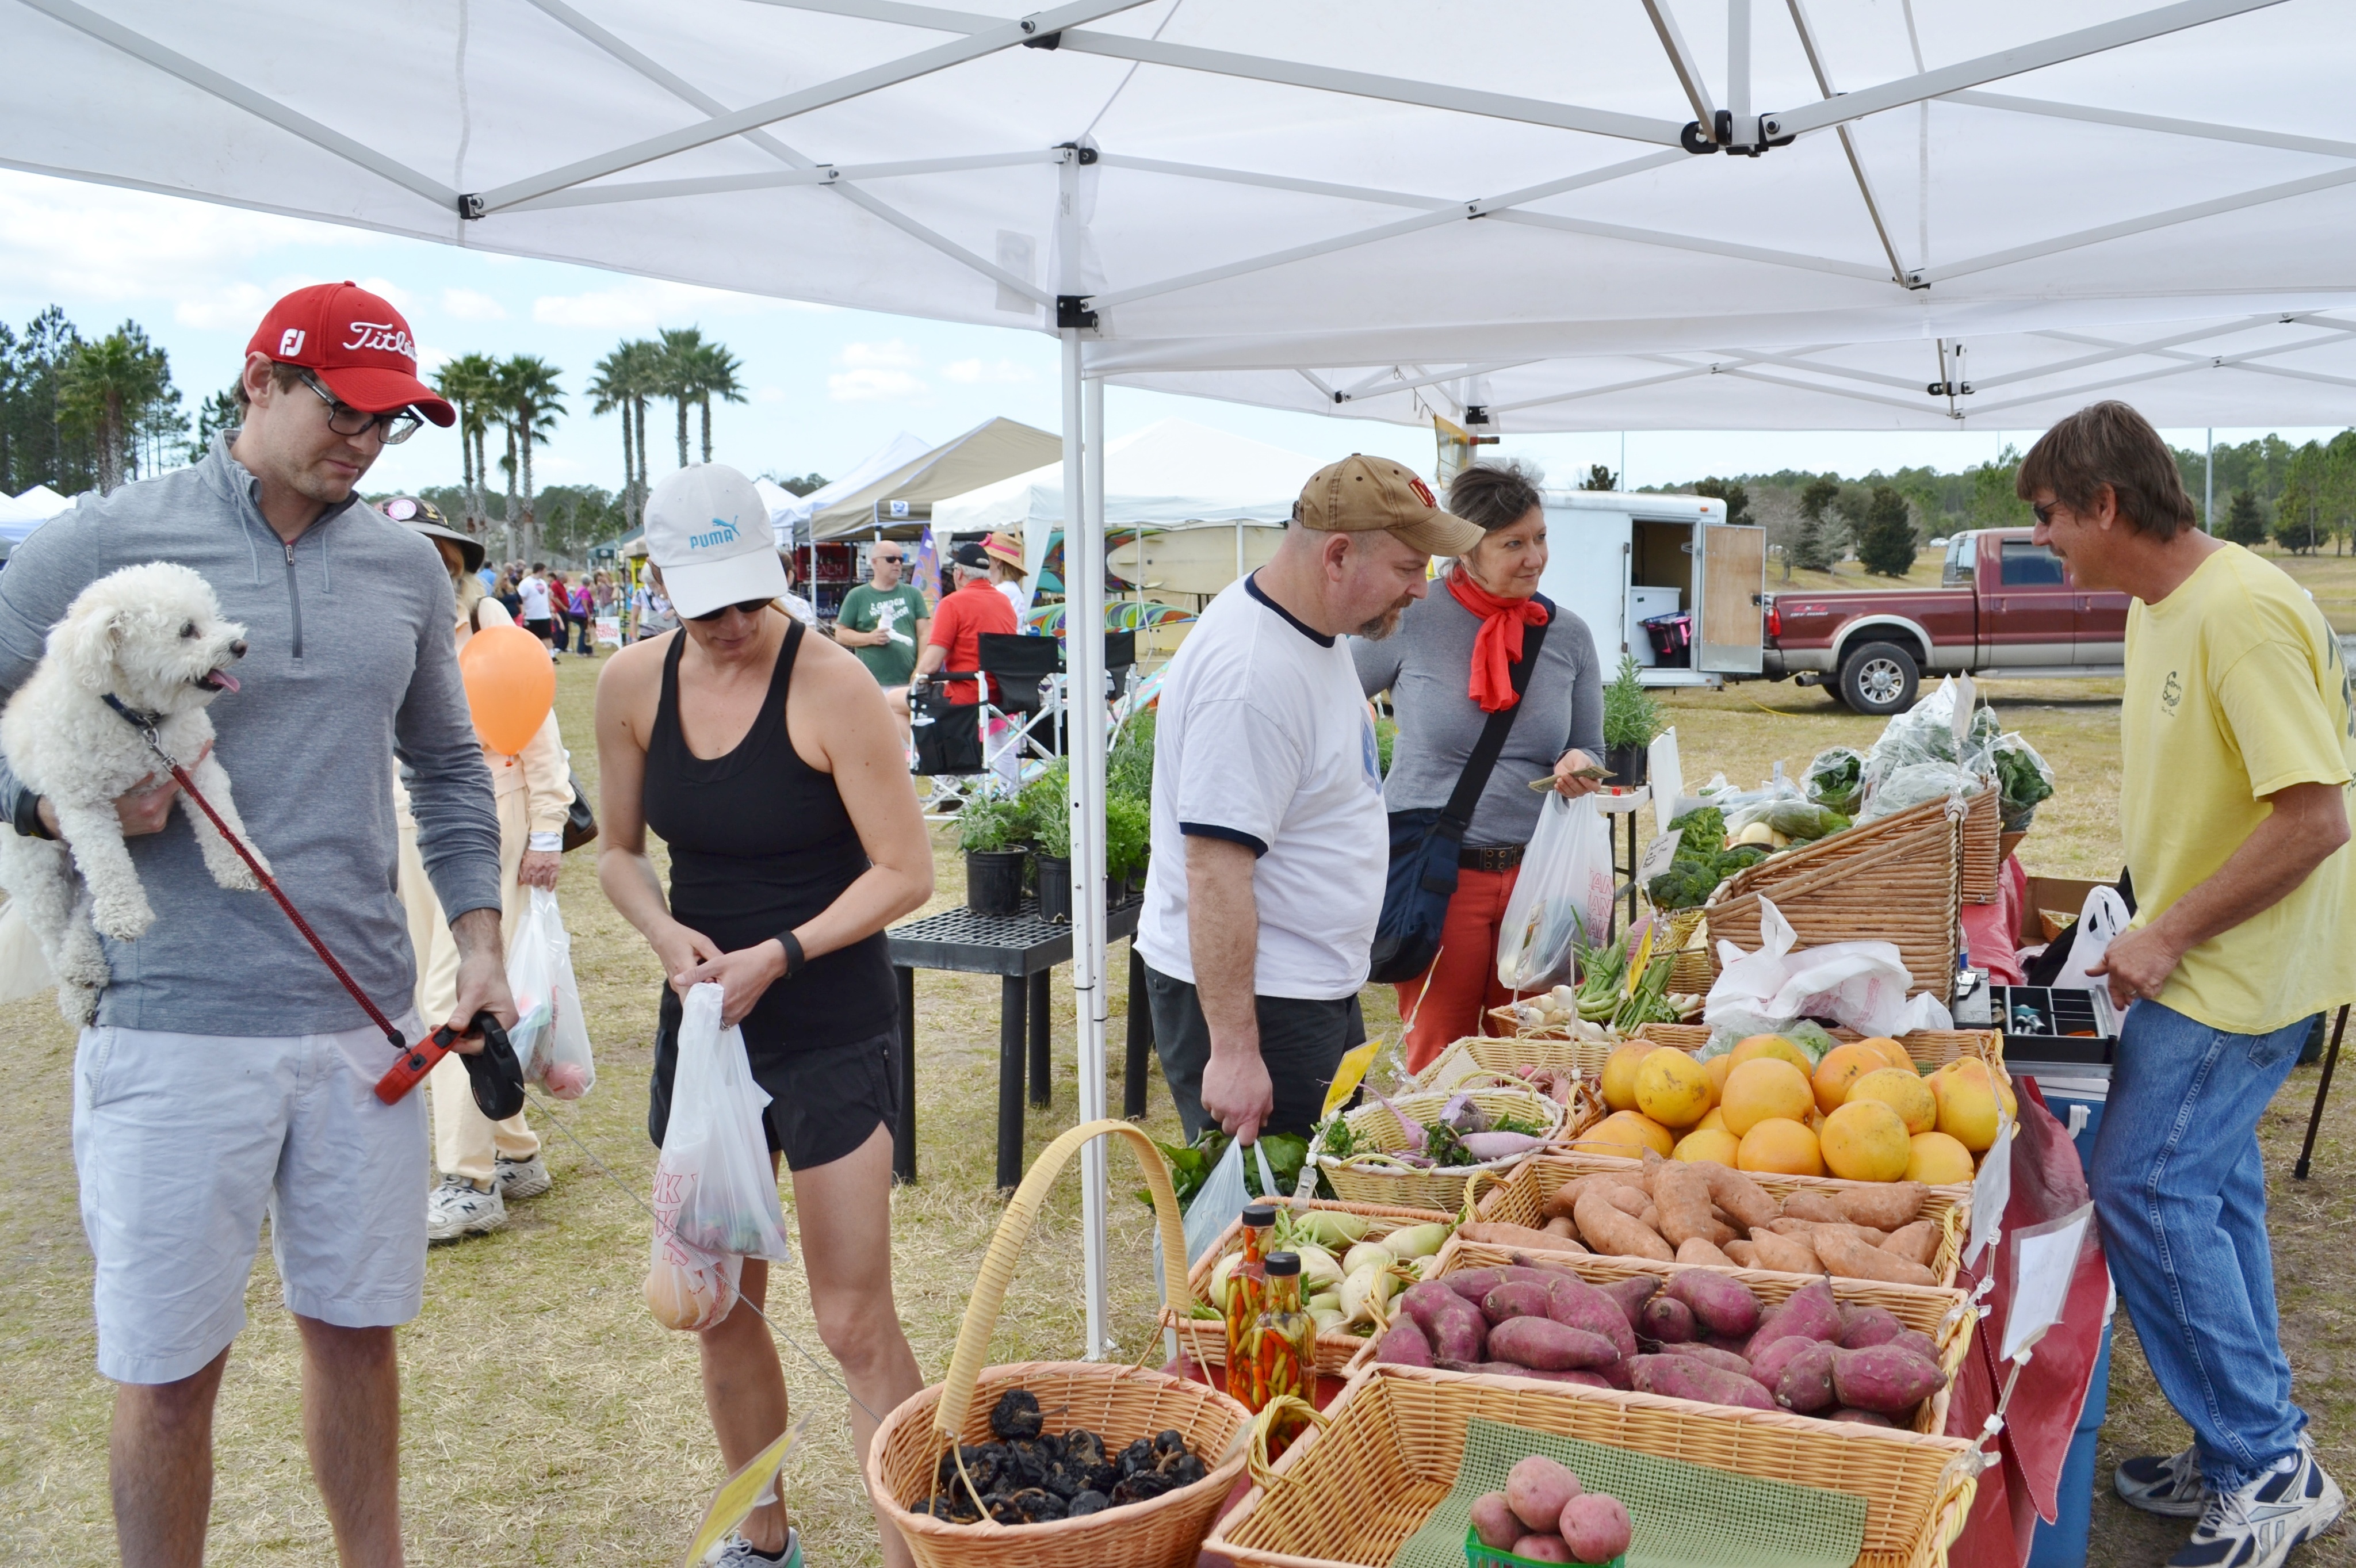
top-left (1596, 1274), bottom-right (1661, 1334)
top-left (1490, 1317), bottom-right (1621, 1371)
top-left (1745, 1278), bottom-right (1841, 1359)
top-left (1517, 1367), bottom-right (1614, 1388)
top-left (1590, 1354), bottom-right (1633, 1390)
top-left (1652, 1160), bottom-right (1718, 1249)
top-left (1642, 1295), bottom-right (1697, 1343)
top-left (1574, 1190), bottom-right (1674, 1261)
top-left (1834, 1181), bottom-right (1929, 1231)
top-left (1559, 1493), bottom-right (1634, 1565)
top-left (1666, 1269), bottom-right (1764, 1338)
top-left (1722, 1239), bottom-right (1760, 1268)
top-left (1470, 1491), bottom-right (1523, 1550)
top-left (1836, 1304), bottom-right (1906, 1350)
top-left (1544, 1277), bottom-right (1639, 1361)
top-left (1829, 1407), bottom-right (1896, 1426)
top-left (1780, 1189), bottom-right (1849, 1224)
top-left (1812, 1229), bottom-right (1937, 1287)
top-left (1746, 1336), bottom-right (1820, 1393)
top-left (1881, 1220), bottom-right (1938, 1268)
top-left (1375, 1318), bottom-right (1433, 1367)
top-left (1830, 1343), bottom-right (1948, 1416)
top-left (1542, 1217), bottom-right (1579, 1240)
top-left (1447, 1267), bottom-right (1510, 1303)
top-left (1889, 1328), bottom-right (1940, 1364)
top-left (1483, 1280), bottom-right (1556, 1326)
top-left (1656, 1342), bottom-right (1753, 1378)
top-left (1676, 1236), bottom-right (1737, 1268)
top-left (1773, 1338), bottom-right (1840, 1414)
top-left (1513, 1533), bottom-right (1573, 1562)
top-left (1768, 1217), bottom-right (1890, 1248)
top-left (1637, 1205), bottom-right (1662, 1234)
top-left (1461, 1221), bottom-right (1586, 1255)
top-left (1507, 1455), bottom-right (1584, 1531)
top-left (1428, 1301), bottom-right (1489, 1364)
top-left (1628, 1353), bottom-right (1776, 1410)
top-left (1746, 1229), bottom-right (1822, 1275)
top-left (1401, 1280), bottom-right (1466, 1336)
top-left (1605, 1185), bottom-right (1652, 1217)
top-left (1695, 1161), bottom-right (1782, 1233)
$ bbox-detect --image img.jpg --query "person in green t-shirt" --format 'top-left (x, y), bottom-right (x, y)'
top-left (834, 541), bottom-right (930, 736)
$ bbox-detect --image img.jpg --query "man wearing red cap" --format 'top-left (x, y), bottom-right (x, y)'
top-left (0, 282), bottom-right (510, 1565)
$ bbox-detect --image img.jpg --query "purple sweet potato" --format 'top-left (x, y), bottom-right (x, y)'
top-left (1374, 1317), bottom-right (1433, 1368)
top-left (1627, 1353), bottom-right (1776, 1410)
top-left (1559, 1493), bottom-right (1634, 1565)
top-left (1830, 1344), bottom-right (1948, 1416)
top-left (1773, 1338), bottom-right (1840, 1414)
top-left (1401, 1279), bottom-right (1465, 1336)
top-left (1745, 1334), bottom-right (1819, 1393)
top-left (1447, 1267), bottom-right (1511, 1304)
top-left (1544, 1277), bottom-right (1639, 1361)
top-left (1837, 1303), bottom-right (1906, 1350)
top-left (1428, 1300), bottom-right (1489, 1364)
top-left (1888, 1328), bottom-right (1940, 1364)
top-left (1483, 1280), bottom-right (1556, 1326)
top-left (1829, 1408), bottom-right (1896, 1427)
top-left (1470, 1491), bottom-right (1523, 1550)
top-left (1666, 1268), bottom-right (1764, 1339)
top-left (1490, 1317), bottom-right (1620, 1371)
top-left (1597, 1274), bottom-right (1661, 1334)
top-left (1642, 1295), bottom-right (1698, 1343)
top-left (1507, 1455), bottom-right (1584, 1531)
top-left (1513, 1533), bottom-right (1573, 1562)
top-left (1746, 1278), bottom-right (1841, 1360)
top-left (1656, 1342), bottom-right (1754, 1378)
top-left (1590, 1354), bottom-right (1634, 1390)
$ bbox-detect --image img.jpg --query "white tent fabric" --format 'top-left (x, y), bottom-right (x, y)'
top-left (13, 485), bottom-right (72, 521)
top-left (931, 417), bottom-right (1314, 534)
top-left (808, 415), bottom-right (1062, 538)
top-left (752, 475), bottom-right (800, 541)
top-left (767, 431), bottom-right (931, 545)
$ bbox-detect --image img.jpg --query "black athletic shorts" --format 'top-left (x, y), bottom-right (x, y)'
top-left (647, 990), bottom-right (900, 1173)
top-left (1141, 963), bottom-right (1363, 1142)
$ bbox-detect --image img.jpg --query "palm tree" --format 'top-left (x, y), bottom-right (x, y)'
top-left (433, 353), bottom-right (501, 534)
top-left (686, 338), bottom-right (745, 464)
top-left (59, 323), bottom-right (170, 493)
top-left (590, 338), bottom-right (662, 527)
top-left (656, 326), bottom-right (713, 471)
top-left (495, 355), bottom-right (565, 560)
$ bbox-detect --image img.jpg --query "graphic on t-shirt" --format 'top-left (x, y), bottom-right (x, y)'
top-left (874, 599), bottom-right (915, 647)
top-left (2161, 670), bottom-right (2182, 715)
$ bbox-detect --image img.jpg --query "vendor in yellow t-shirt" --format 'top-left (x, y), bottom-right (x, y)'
top-left (2022, 400), bottom-right (2349, 1566)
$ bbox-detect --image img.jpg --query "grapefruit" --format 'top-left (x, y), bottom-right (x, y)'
top-left (1856, 1035), bottom-right (1916, 1073)
top-left (1729, 1034), bottom-right (1815, 1076)
top-left (1930, 1060), bottom-right (2006, 1152)
top-left (1584, 1110), bottom-right (1676, 1160)
top-left (1737, 1118), bottom-right (1825, 1177)
top-left (1812, 1042), bottom-right (1888, 1114)
top-left (1673, 1127), bottom-right (1742, 1165)
top-left (1820, 1099), bottom-right (1913, 1182)
top-left (1848, 1067), bottom-right (1938, 1135)
top-left (1634, 1047), bottom-right (1713, 1129)
top-left (1720, 1058), bottom-right (1815, 1137)
top-left (1601, 1042), bottom-right (1651, 1112)
top-left (1907, 1131), bottom-right (1977, 1185)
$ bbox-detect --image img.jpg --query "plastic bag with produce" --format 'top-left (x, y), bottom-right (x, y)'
top-left (1992, 731), bottom-right (2055, 832)
top-left (653, 982), bottom-right (794, 1262)
top-left (1804, 747), bottom-right (1865, 815)
top-left (1858, 760), bottom-right (1978, 821)
top-left (504, 888), bottom-right (595, 1099)
top-left (1496, 792), bottom-right (1614, 992)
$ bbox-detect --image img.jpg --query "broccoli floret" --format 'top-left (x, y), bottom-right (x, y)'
top-left (1646, 861), bottom-right (1722, 910)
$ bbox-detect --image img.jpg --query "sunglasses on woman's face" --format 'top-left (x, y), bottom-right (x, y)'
top-left (687, 597), bottom-right (774, 622)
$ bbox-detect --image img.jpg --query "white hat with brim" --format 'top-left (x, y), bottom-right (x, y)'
top-left (644, 463), bottom-right (790, 619)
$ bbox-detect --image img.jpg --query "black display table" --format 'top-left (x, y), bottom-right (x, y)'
top-left (886, 895), bottom-right (1149, 1190)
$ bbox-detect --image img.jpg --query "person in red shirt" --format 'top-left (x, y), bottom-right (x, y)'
top-left (902, 541), bottom-right (1018, 708)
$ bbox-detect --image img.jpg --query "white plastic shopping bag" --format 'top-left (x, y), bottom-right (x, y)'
top-left (2052, 886), bottom-right (2131, 994)
top-left (1182, 1136), bottom-right (1280, 1267)
top-left (506, 888), bottom-right (596, 1100)
top-left (1496, 792), bottom-right (1615, 992)
top-left (656, 982), bottom-right (794, 1262)
top-left (1706, 898), bottom-right (1953, 1037)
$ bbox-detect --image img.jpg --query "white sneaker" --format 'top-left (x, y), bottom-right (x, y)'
top-left (2118, 1445), bottom-right (2213, 1518)
top-left (2167, 1444), bottom-right (2345, 1568)
top-left (425, 1176), bottom-right (506, 1243)
top-left (705, 1527), bottom-right (798, 1566)
top-left (494, 1152), bottom-right (552, 1200)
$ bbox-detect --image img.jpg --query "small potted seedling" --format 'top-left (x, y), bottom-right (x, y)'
top-left (1601, 654), bottom-right (1662, 786)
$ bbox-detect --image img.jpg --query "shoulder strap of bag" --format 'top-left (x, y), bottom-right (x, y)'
top-left (1439, 606), bottom-right (1549, 832)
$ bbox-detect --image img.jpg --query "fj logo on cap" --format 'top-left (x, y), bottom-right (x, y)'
top-left (279, 328), bottom-right (305, 355)
top-left (689, 516), bottom-right (740, 550)
top-left (342, 320), bottom-right (416, 360)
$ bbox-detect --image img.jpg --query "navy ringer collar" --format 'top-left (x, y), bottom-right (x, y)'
top-left (1245, 571), bottom-right (1333, 647)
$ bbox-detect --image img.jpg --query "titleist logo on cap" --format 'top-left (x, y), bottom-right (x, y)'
top-left (342, 320), bottom-right (416, 360)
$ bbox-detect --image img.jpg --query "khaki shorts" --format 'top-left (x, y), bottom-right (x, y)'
top-left (71, 1014), bottom-right (428, 1385)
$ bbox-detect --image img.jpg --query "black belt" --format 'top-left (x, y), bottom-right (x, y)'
top-left (1460, 843), bottom-right (1524, 873)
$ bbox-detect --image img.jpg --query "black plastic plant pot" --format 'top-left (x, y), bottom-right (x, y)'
top-left (1605, 743), bottom-right (1650, 787)
top-left (1034, 855), bottom-right (1073, 924)
top-left (965, 848), bottom-right (1028, 915)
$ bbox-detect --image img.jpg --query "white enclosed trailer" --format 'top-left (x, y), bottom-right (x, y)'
top-left (1535, 491), bottom-right (1766, 689)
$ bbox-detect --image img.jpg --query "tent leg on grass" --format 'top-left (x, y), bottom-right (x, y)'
top-left (2293, 1003), bottom-right (2347, 1180)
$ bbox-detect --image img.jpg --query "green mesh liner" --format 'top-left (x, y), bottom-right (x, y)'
top-left (1389, 1417), bottom-right (1867, 1568)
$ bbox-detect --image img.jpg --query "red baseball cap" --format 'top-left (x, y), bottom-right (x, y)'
top-left (245, 281), bottom-right (454, 426)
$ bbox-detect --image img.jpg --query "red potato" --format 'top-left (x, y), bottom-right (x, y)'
top-left (1482, 1280), bottom-right (1556, 1326)
top-left (1666, 1269), bottom-right (1764, 1338)
top-left (1401, 1280), bottom-right (1467, 1336)
top-left (1560, 1493), bottom-right (1634, 1564)
top-left (1773, 1338), bottom-right (1841, 1414)
top-left (1448, 1267), bottom-right (1512, 1304)
top-left (1643, 1295), bottom-right (1698, 1343)
top-left (1837, 1303), bottom-right (1906, 1349)
top-left (1470, 1491), bottom-right (1523, 1550)
top-left (1627, 1353), bottom-right (1776, 1410)
top-left (1656, 1342), bottom-right (1754, 1378)
top-left (1375, 1318), bottom-right (1433, 1368)
top-left (1513, 1533), bottom-right (1574, 1562)
top-left (1889, 1328), bottom-right (1940, 1364)
top-left (1507, 1456), bottom-right (1584, 1531)
top-left (1830, 1344), bottom-right (1949, 1416)
top-left (1490, 1317), bottom-right (1621, 1371)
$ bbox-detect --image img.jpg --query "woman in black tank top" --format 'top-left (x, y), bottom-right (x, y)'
top-left (597, 545), bottom-right (932, 1568)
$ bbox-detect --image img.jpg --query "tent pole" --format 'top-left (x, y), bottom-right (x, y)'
top-left (2205, 427), bottom-right (2215, 531)
top-left (1075, 371), bottom-right (1112, 1357)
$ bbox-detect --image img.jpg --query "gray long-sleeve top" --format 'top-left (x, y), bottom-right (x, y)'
top-left (1352, 584), bottom-right (1605, 847)
top-left (0, 436), bottom-right (503, 1035)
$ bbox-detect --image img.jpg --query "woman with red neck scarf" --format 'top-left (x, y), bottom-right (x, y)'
top-left (1353, 460), bottom-right (1605, 1072)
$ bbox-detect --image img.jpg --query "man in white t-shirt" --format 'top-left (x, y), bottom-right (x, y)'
top-left (1136, 455), bottom-right (1485, 1141)
top-left (517, 562), bottom-right (556, 653)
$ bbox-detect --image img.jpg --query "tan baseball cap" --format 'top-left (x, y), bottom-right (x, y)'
top-left (1297, 454), bottom-right (1486, 556)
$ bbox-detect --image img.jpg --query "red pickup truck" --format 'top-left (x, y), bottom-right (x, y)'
top-left (1760, 528), bottom-right (2128, 714)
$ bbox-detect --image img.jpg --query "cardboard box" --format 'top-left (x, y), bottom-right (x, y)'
top-left (2022, 874), bottom-right (2108, 944)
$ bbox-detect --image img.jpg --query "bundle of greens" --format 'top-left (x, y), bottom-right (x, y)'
top-left (1644, 804), bottom-right (1773, 910)
top-left (1150, 1127), bottom-right (1314, 1208)
top-left (1992, 732), bottom-right (2056, 833)
top-left (1804, 747), bottom-right (1865, 815)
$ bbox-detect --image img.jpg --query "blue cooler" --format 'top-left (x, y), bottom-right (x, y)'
top-left (2026, 1072), bottom-right (2114, 1568)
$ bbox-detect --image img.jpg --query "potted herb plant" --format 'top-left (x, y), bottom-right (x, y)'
top-left (1601, 653), bottom-right (1662, 786)
top-left (1105, 792), bottom-right (1150, 901)
top-left (958, 795), bottom-right (1029, 915)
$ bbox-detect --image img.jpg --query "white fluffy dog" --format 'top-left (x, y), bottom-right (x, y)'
top-left (0, 561), bottom-right (265, 1023)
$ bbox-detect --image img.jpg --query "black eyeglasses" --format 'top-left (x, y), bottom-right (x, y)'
top-left (2032, 501), bottom-right (2057, 526)
top-left (687, 597), bottom-right (775, 622)
top-left (296, 369), bottom-right (423, 445)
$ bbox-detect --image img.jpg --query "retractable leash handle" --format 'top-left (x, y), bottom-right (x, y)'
top-left (375, 1010), bottom-right (525, 1120)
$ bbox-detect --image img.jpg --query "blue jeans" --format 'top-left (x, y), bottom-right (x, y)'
top-left (2089, 999), bottom-right (2312, 1490)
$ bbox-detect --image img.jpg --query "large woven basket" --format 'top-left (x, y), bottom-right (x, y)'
top-left (1627, 1022), bottom-right (2010, 1084)
top-left (866, 1120), bottom-right (1252, 1568)
top-left (1399, 1237), bottom-right (1978, 1437)
top-left (1315, 1087), bottom-right (1582, 1213)
top-left (1705, 797), bottom-right (1964, 1003)
top-left (1470, 1152), bottom-right (1973, 1288)
top-left (1207, 1363), bottom-right (1979, 1568)
top-left (1159, 1198), bottom-right (1454, 1378)
top-left (1960, 787), bottom-right (2000, 905)
top-left (1461, 1019), bottom-right (1620, 1081)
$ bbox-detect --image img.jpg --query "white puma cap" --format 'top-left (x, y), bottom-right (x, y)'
top-left (643, 463), bottom-right (788, 619)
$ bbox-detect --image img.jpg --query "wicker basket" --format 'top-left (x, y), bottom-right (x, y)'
top-left (1960, 788), bottom-right (1999, 904)
top-left (1470, 1153), bottom-right (1973, 1288)
top-left (1315, 1087), bottom-right (1583, 1214)
top-left (1403, 1237), bottom-right (1978, 1437)
top-left (1705, 796), bottom-right (1965, 1003)
top-left (1158, 1198), bottom-right (1454, 1378)
top-left (1207, 1364), bottom-right (1979, 1568)
top-left (1626, 1022), bottom-right (2009, 1084)
top-left (866, 1120), bottom-right (1252, 1568)
top-left (1464, 1017), bottom-right (1621, 1080)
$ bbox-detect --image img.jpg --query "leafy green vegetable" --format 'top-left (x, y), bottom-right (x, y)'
top-left (1992, 732), bottom-right (2055, 832)
top-left (957, 795), bottom-right (1027, 854)
top-left (1804, 747), bottom-right (1865, 815)
top-left (1105, 793), bottom-right (1150, 883)
top-left (1148, 1126), bottom-right (1310, 1213)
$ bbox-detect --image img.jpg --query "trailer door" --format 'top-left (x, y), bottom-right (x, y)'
top-left (1537, 503), bottom-right (1632, 657)
top-left (1695, 521), bottom-right (1766, 673)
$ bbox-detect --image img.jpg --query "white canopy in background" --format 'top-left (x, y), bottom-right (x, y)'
top-left (808, 416), bottom-right (1062, 538)
top-left (12, 485), bottom-right (71, 521)
top-left (932, 417), bottom-right (1313, 533)
top-left (767, 430), bottom-right (931, 545)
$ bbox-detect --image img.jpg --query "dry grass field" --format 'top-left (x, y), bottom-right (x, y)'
top-left (2, 644), bottom-right (2347, 1566)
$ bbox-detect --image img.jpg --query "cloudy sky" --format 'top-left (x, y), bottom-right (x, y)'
top-left (0, 167), bottom-right (2324, 501)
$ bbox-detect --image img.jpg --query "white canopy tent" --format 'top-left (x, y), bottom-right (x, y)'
top-left (767, 430), bottom-right (931, 545)
top-left (10, 0), bottom-right (2352, 1355)
top-left (12, 485), bottom-right (72, 522)
top-left (805, 416), bottom-right (1063, 539)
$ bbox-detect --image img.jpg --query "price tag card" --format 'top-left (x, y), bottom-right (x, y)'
top-left (1963, 1110), bottom-right (2016, 1268)
top-left (1636, 829), bottom-right (1683, 886)
top-left (2000, 1202), bottom-right (2095, 1363)
top-left (680, 1415), bottom-right (811, 1568)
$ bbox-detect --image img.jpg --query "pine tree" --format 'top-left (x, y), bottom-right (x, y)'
top-left (1790, 477), bottom-right (1839, 571)
top-left (1857, 484), bottom-right (1918, 577)
top-left (2221, 487), bottom-right (2268, 546)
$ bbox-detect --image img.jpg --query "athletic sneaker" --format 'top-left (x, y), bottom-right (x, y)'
top-left (705, 1527), bottom-right (799, 1566)
top-left (2119, 1445), bottom-right (2212, 1518)
top-left (425, 1175), bottom-right (506, 1242)
top-left (2166, 1443), bottom-right (2344, 1567)
top-left (494, 1152), bottom-right (552, 1200)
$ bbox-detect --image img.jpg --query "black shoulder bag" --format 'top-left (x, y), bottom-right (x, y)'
top-left (1367, 614), bottom-right (1547, 984)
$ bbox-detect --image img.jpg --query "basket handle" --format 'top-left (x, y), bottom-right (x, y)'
top-left (1244, 1394), bottom-right (1329, 1490)
top-left (930, 1118), bottom-right (1190, 1444)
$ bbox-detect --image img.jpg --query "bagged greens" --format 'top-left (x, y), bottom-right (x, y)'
top-left (1992, 732), bottom-right (2056, 832)
top-left (1804, 747), bottom-right (1864, 815)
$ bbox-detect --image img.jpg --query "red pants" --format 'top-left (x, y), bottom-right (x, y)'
top-left (1393, 863), bottom-right (1520, 1075)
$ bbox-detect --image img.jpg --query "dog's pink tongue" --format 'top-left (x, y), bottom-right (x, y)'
top-left (212, 671), bottom-right (239, 693)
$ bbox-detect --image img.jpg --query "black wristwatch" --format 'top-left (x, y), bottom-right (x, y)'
top-left (11, 789), bottom-right (52, 841)
top-left (777, 931), bottom-right (805, 978)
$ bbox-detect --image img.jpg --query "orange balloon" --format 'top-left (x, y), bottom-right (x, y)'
top-left (458, 624), bottom-right (556, 755)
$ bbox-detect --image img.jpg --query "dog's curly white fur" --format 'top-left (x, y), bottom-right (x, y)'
top-left (0, 561), bottom-right (264, 1023)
